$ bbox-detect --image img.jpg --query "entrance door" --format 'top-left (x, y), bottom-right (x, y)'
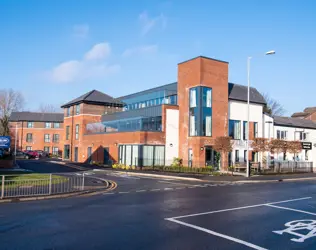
top-left (74, 147), bottom-right (78, 162)
top-left (188, 149), bottom-right (193, 167)
top-left (205, 146), bottom-right (219, 169)
top-left (64, 145), bottom-right (70, 160)
top-left (104, 147), bottom-right (109, 165)
top-left (87, 147), bottom-right (92, 164)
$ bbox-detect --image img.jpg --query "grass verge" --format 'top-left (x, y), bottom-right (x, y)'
top-left (0, 173), bottom-right (68, 188)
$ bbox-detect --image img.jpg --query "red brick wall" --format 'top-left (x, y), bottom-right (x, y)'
top-left (178, 57), bottom-right (229, 167)
top-left (78, 131), bottom-right (165, 163)
top-left (9, 121), bottom-right (64, 153)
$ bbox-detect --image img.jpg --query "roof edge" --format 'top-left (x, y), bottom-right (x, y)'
top-left (178, 56), bottom-right (229, 65)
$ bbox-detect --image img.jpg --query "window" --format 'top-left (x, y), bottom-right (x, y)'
top-left (229, 120), bottom-right (241, 139)
top-left (243, 121), bottom-right (248, 140)
top-left (66, 126), bottom-right (70, 140)
top-left (254, 122), bottom-right (258, 138)
top-left (54, 123), bottom-right (60, 128)
top-left (296, 131), bottom-right (307, 141)
top-left (75, 124), bottom-right (79, 140)
top-left (45, 122), bottom-right (51, 128)
top-left (244, 150), bottom-right (247, 162)
top-left (189, 87), bottom-right (212, 136)
top-left (52, 147), bottom-right (59, 156)
top-left (27, 122), bottom-right (34, 128)
top-left (75, 105), bottom-right (80, 115)
top-left (252, 152), bottom-right (258, 162)
top-left (44, 134), bottom-right (50, 143)
top-left (235, 150), bottom-right (239, 163)
top-left (44, 146), bottom-right (50, 153)
top-left (26, 133), bottom-right (33, 142)
top-left (53, 134), bottom-right (60, 143)
top-left (26, 146), bottom-right (32, 151)
top-left (277, 130), bottom-right (287, 140)
top-left (66, 107), bottom-right (70, 117)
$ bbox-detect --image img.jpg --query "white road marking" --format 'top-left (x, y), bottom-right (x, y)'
top-left (103, 193), bottom-right (115, 195)
top-left (164, 188), bottom-right (174, 191)
top-left (166, 218), bottom-right (267, 250)
top-left (176, 187), bottom-right (185, 190)
top-left (158, 180), bottom-right (195, 186)
top-left (136, 190), bottom-right (146, 192)
top-left (151, 189), bottom-right (161, 191)
top-left (188, 186), bottom-right (196, 189)
top-left (167, 197), bottom-right (312, 220)
top-left (265, 204), bottom-right (316, 216)
top-left (118, 191), bottom-right (130, 194)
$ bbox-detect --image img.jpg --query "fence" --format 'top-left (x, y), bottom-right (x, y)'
top-left (270, 161), bottom-right (313, 173)
top-left (0, 174), bottom-right (89, 199)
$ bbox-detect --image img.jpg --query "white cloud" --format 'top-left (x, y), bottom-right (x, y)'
top-left (73, 24), bottom-right (89, 38)
top-left (122, 45), bottom-right (158, 57)
top-left (84, 42), bottom-right (111, 61)
top-left (139, 11), bottom-right (167, 35)
top-left (46, 42), bottom-right (119, 83)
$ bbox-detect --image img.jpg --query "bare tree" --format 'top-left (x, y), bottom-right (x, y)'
top-left (213, 136), bottom-right (233, 171)
top-left (38, 104), bottom-right (61, 113)
top-left (268, 139), bottom-right (284, 160)
top-left (251, 138), bottom-right (268, 165)
top-left (262, 93), bottom-right (286, 116)
top-left (287, 141), bottom-right (302, 160)
top-left (0, 89), bottom-right (24, 136)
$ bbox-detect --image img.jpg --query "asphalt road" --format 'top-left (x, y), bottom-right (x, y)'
top-left (17, 159), bottom-right (81, 173)
top-left (2, 161), bottom-right (316, 249)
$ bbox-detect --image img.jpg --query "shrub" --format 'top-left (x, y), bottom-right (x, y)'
top-left (171, 157), bottom-right (182, 167)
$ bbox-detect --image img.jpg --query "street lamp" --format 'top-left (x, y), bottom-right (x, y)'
top-left (246, 50), bottom-right (276, 178)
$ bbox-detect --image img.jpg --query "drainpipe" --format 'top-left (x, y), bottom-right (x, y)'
top-left (70, 106), bottom-right (74, 161)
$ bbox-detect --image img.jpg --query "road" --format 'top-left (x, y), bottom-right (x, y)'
top-left (1, 161), bottom-right (316, 249)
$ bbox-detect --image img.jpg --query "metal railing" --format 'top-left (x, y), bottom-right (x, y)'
top-left (271, 161), bottom-right (313, 173)
top-left (0, 174), bottom-right (89, 199)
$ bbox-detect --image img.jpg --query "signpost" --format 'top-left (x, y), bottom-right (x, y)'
top-left (0, 136), bottom-right (11, 149)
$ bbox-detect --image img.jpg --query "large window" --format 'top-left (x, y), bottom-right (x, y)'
top-left (45, 122), bottom-right (52, 128)
top-left (189, 86), bottom-right (212, 136)
top-left (229, 120), bottom-right (241, 139)
top-left (27, 122), bottom-right (34, 128)
top-left (66, 126), bottom-right (70, 140)
top-left (44, 134), bottom-right (50, 143)
top-left (86, 116), bottom-right (162, 134)
top-left (235, 150), bottom-right (239, 163)
top-left (64, 145), bottom-right (70, 159)
top-left (295, 131), bottom-right (307, 141)
top-left (75, 124), bottom-right (79, 140)
top-left (26, 133), bottom-right (33, 142)
top-left (66, 107), bottom-right (71, 117)
top-left (54, 123), bottom-right (60, 128)
top-left (44, 146), bottom-right (50, 153)
top-left (118, 145), bottom-right (165, 167)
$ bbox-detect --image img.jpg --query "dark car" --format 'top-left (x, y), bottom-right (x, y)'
top-left (35, 150), bottom-right (49, 158)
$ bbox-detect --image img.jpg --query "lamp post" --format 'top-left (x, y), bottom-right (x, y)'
top-left (246, 50), bottom-right (275, 178)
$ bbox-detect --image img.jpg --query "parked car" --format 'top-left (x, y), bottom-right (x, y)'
top-left (0, 148), bottom-right (4, 158)
top-left (35, 150), bottom-right (49, 158)
top-left (24, 150), bottom-right (40, 159)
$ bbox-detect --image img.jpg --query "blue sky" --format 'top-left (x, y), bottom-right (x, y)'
top-left (1, 0), bottom-right (315, 115)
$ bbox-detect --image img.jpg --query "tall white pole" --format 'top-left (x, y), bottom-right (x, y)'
top-left (246, 57), bottom-right (251, 178)
top-left (14, 123), bottom-right (18, 164)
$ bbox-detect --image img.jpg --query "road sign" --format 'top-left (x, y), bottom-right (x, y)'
top-left (0, 136), bottom-right (11, 149)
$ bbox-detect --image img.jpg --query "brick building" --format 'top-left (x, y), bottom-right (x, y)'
top-left (9, 56), bottom-right (316, 168)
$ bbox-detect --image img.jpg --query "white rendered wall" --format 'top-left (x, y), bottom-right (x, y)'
top-left (165, 109), bottom-right (179, 164)
top-left (229, 100), bottom-right (264, 162)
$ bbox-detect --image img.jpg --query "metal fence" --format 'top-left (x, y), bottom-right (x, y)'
top-left (0, 174), bottom-right (89, 199)
top-left (271, 161), bottom-right (313, 173)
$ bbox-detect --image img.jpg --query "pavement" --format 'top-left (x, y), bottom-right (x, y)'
top-left (2, 160), bottom-right (316, 249)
